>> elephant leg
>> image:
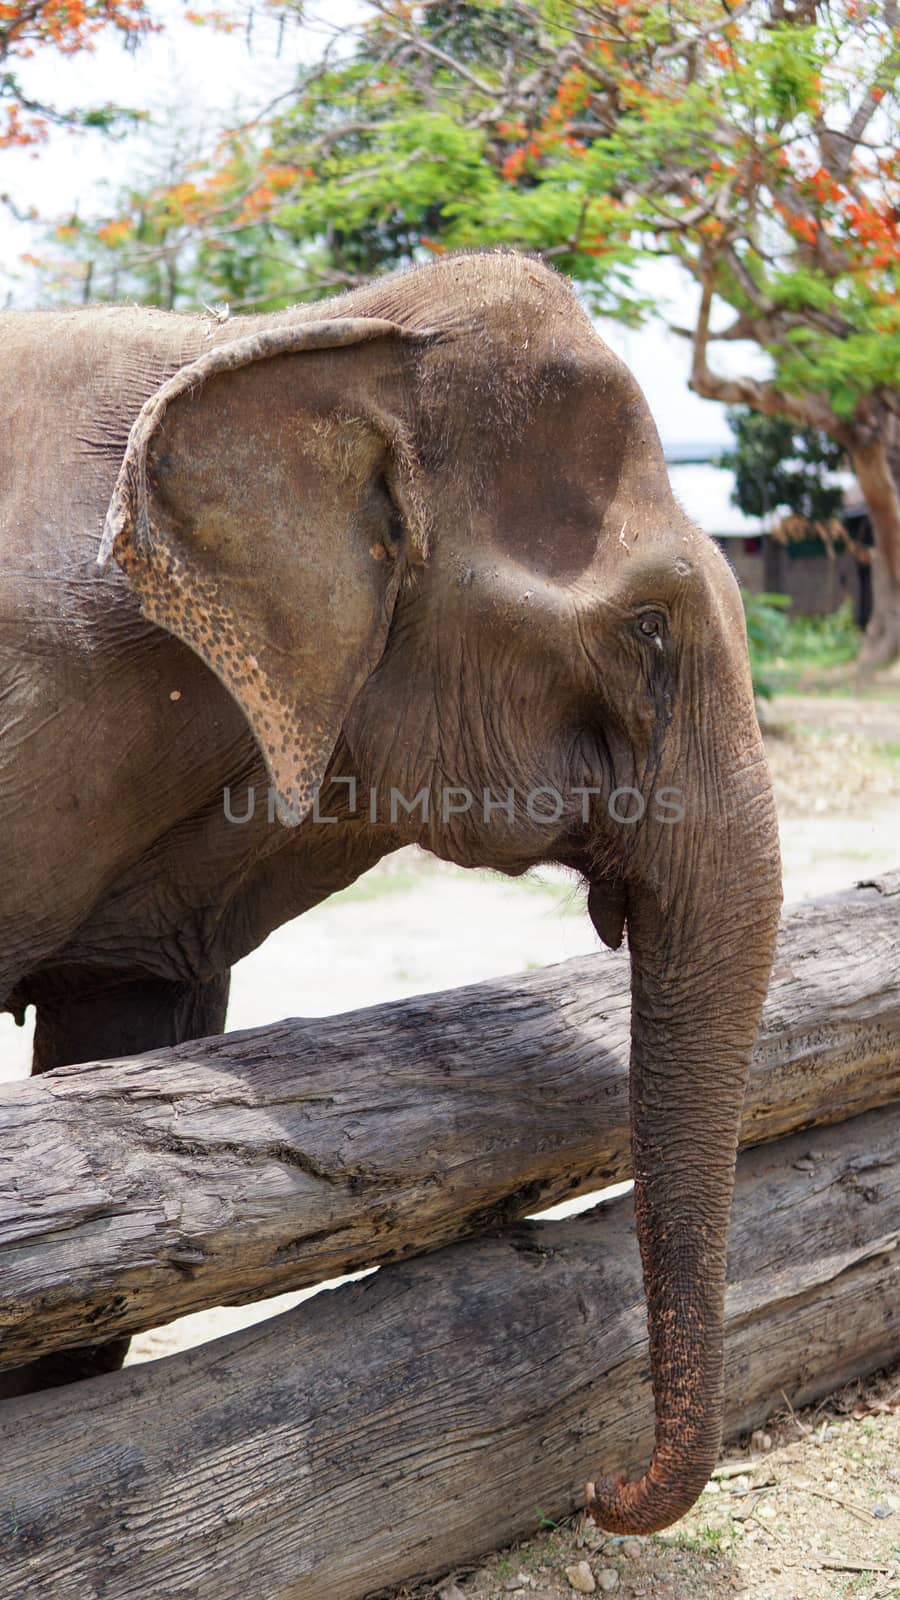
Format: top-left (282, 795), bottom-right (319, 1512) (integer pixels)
top-left (1, 972), bottom-right (230, 1399)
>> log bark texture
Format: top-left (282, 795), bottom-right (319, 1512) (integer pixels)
top-left (0, 873), bottom-right (898, 1367)
top-left (0, 1103), bottom-right (898, 1600)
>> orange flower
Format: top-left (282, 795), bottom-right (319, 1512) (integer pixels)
top-left (237, 184), bottom-right (275, 221)
top-left (261, 164), bottom-right (299, 193)
top-left (785, 213), bottom-right (818, 244)
top-left (97, 218), bottom-right (132, 247)
top-left (501, 148), bottom-right (527, 182)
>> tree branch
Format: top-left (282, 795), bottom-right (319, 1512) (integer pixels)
top-left (367, 1), bottom-right (499, 99)
top-left (689, 263), bottom-right (852, 439)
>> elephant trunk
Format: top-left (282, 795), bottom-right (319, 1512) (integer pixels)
top-left (587, 806), bottom-right (781, 1535)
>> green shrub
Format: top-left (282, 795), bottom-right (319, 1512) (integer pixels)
top-left (770, 599), bottom-right (861, 666)
top-left (743, 593), bottom-right (861, 697)
top-left (744, 592), bottom-right (793, 699)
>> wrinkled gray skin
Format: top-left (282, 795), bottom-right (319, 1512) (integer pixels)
top-left (0, 251), bottom-right (781, 1533)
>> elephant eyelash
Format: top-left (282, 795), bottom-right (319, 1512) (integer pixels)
top-left (365, 473), bottom-right (406, 563)
top-left (386, 502), bottom-right (406, 558)
top-left (379, 473), bottom-right (408, 558)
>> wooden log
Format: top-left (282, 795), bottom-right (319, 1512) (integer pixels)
top-left (1, 872), bottom-right (898, 1367)
top-left (0, 1104), bottom-right (897, 1600)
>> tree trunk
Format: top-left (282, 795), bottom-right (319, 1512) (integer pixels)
top-left (849, 425), bottom-right (900, 668)
top-left (0, 1102), bottom-right (897, 1600)
top-left (687, 278), bottom-right (900, 668)
top-left (860, 549), bottom-right (900, 669)
top-left (0, 873), bottom-right (898, 1373)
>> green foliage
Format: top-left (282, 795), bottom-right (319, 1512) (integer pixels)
top-left (745, 593), bottom-right (861, 696)
top-left (744, 591), bottom-right (793, 699)
top-left (769, 269), bottom-right (840, 315)
top-left (743, 24), bottom-right (822, 124)
top-left (774, 321), bottom-right (900, 418)
top-left (535, 1507), bottom-right (560, 1529)
top-left (409, 1), bottom-right (541, 64)
top-left (278, 109), bottom-right (494, 259)
top-left (722, 410), bottom-right (847, 524)
top-left (769, 600), bottom-right (861, 668)
top-left (659, 1518), bottom-right (733, 1553)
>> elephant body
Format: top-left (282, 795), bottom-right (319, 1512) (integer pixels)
top-left (0, 252), bottom-right (781, 1529)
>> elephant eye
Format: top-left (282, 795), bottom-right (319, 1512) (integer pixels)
top-left (371, 471), bottom-right (405, 559)
top-left (637, 611), bottom-right (666, 645)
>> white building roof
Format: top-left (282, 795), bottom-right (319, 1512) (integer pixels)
top-left (667, 463), bottom-right (762, 539)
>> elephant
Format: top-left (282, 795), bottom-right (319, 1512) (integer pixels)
top-left (0, 249), bottom-right (781, 1534)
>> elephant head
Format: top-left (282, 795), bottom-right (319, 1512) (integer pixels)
top-left (101, 250), bottom-right (782, 1534)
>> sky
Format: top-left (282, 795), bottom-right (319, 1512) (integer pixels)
top-left (0, 0), bottom-right (771, 459)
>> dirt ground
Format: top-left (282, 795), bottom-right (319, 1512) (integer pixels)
top-left (760, 694), bottom-right (900, 820)
top-left (0, 688), bottom-right (898, 1596)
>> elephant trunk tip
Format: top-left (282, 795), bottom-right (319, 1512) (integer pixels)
top-left (585, 1471), bottom-right (671, 1537)
top-left (585, 1449), bottom-right (716, 1536)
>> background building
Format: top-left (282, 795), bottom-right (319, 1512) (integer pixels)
top-left (665, 445), bottom-right (869, 622)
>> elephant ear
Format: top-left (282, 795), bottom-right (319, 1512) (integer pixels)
top-left (100, 318), bottom-right (424, 825)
